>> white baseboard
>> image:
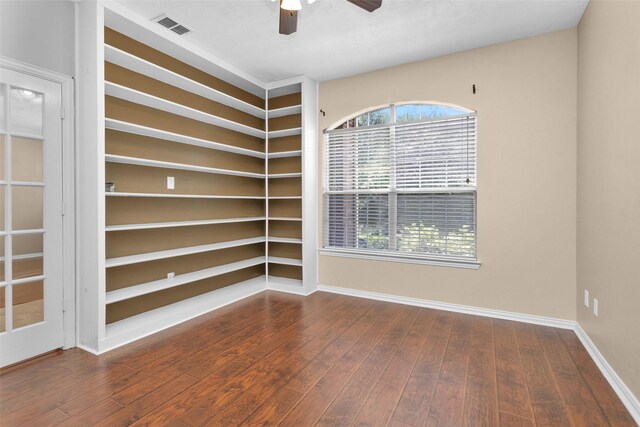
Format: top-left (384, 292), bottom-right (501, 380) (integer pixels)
top-left (75, 344), bottom-right (100, 356)
top-left (317, 284), bottom-right (575, 329)
top-left (574, 324), bottom-right (640, 424)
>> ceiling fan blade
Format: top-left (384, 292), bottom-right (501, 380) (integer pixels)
top-left (347, 0), bottom-right (382, 12)
top-left (279, 6), bottom-right (298, 35)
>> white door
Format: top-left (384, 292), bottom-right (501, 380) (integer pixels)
top-left (0, 67), bottom-right (64, 367)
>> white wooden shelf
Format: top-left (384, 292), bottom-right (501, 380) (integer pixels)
top-left (106, 216), bottom-right (266, 232)
top-left (268, 237), bottom-right (302, 244)
top-left (106, 192), bottom-right (264, 200)
top-left (105, 256), bottom-right (266, 304)
top-left (105, 154), bottom-right (265, 179)
top-left (267, 257), bottom-right (302, 267)
top-left (268, 172), bottom-right (302, 179)
top-left (105, 82), bottom-right (266, 138)
top-left (268, 105), bottom-right (301, 118)
top-left (106, 237), bottom-right (266, 268)
top-left (268, 217), bottom-right (302, 222)
top-left (268, 150), bottom-right (302, 159)
top-left (105, 119), bottom-right (265, 159)
top-left (102, 276), bottom-right (267, 351)
top-left (268, 276), bottom-right (303, 287)
top-left (269, 196), bottom-right (302, 200)
top-left (105, 44), bottom-right (265, 118)
top-left (268, 127), bottom-right (302, 138)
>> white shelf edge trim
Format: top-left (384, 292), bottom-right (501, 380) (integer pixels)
top-left (267, 257), bottom-right (303, 267)
top-left (574, 324), bottom-right (640, 424)
top-left (105, 81), bottom-right (266, 138)
top-left (99, 276), bottom-right (267, 353)
top-left (268, 217), bottom-right (302, 222)
top-left (105, 154), bottom-right (264, 179)
top-left (104, 44), bottom-right (265, 118)
top-left (267, 237), bottom-right (303, 244)
top-left (106, 216), bottom-right (266, 232)
top-left (268, 127), bottom-right (302, 138)
top-left (106, 256), bottom-right (266, 304)
top-left (105, 119), bottom-right (265, 159)
top-left (268, 150), bottom-right (302, 159)
top-left (268, 172), bottom-right (302, 179)
top-left (267, 105), bottom-right (301, 118)
top-left (105, 192), bottom-right (265, 200)
top-left (106, 237), bottom-right (267, 268)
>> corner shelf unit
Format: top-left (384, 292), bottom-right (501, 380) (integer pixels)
top-left (76, 2), bottom-right (318, 353)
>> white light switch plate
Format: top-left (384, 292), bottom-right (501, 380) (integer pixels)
top-left (167, 176), bottom-right (175, 190)
top-left (584, 289), bottom-right (589, 307)
top-left (593, 298), bottom-right (599, 316)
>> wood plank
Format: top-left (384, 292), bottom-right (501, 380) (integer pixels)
top-left (278, 303), bottom-right (407, 426)
top-left (391, 311), bottom-right (455, 426)
top-left (493, 320), bottom-right (535, 420)
top-left (499, 412), bottom-right (536, 427)
top-left (315, 307), bottom-right (419, 426)
top-left (129, 295), bottom-right (359, 425)
top-left (351, 309), bottom-right (437, 426)
top-left (462, 376), bottom-right (499, 427)
top-left (195, 299), bottom-right (377, 426)
top-left (426, 314), bottom-right (474, 426)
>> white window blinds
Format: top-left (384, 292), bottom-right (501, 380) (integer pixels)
top-left (324, 109), bottom-right (477, 261)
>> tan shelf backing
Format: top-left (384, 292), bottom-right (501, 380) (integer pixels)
top-left (106, 265), bottom-right (265, 324)
top-left (269, 221), bottom-right (302, 239)
top-left (269, 199), bottom-right (302, 218)
top-left (106, 163), bottom-right (264, 197)
top-left (268, 135), bottom-right (301, 153)
top-left (106, 97), bottom-right (265, 153)
top-left (268, 157), bottom-right (302, 175)
top-left (106, 129), bottom-right (264, 174)
top-left (268, 92), bottom-right (301, 110)
top-left (268, 177), bottom-right (302, 197)
top-left (268, 242), bottom-right (302, 259)
top-left (268, 264), bottom-right (302, 280)
top-left (105, 62), bottom-right (264, 131)
top-left (105, 197), bottom-right (265, 226)
top-left (107, 244), bottom-right (264, 292)
top-left (268, 114), bottom-right (301, 132)
top-left (105, 27), bottom-right (264, 109)
top-left (106, 222), bottom-right (265, 259)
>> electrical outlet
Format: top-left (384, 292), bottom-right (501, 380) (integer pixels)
top-left (167, 272), bottom-right (175, 280)
top-left (584, 289), bottom-right (589, 307)
top-left (593, 298), bottom-right (599, 316)
top-left (167, 176), bottom-right (175, 190)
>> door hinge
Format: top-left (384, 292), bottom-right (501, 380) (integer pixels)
top-left (61, 103), bottom-right (65, 120)
top-left (61, 203), bottom-right (65, 216)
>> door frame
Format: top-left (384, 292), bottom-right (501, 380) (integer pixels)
top-left (0, 56), bottom-right (76, 350)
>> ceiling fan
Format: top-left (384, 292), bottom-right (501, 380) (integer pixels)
top-left (275, 0), bottom-right (383, 35)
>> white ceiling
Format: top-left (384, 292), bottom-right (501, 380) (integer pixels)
top-left (117, 0), bottom-right (588, 83)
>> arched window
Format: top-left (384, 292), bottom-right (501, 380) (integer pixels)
top-left (323, 103), bottom-right (477, 263)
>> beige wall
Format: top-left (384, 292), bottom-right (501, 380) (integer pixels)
top-left (577, 0), bottom-right (640, 398)
top-left (318, 29), bottom-right (578, 320)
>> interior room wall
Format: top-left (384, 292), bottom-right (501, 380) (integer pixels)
top-left (0, 0), bottom-right (75, 76)
top-left (318, 29), bottom-right (578, 320)
top-left (577, 0), bottom-right (640, 399)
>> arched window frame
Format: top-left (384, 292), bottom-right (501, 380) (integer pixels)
top-left (321, 102), bottom-right (480, 268)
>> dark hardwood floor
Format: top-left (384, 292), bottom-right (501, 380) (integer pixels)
top-left (0, 291), bottom-right (635, 426)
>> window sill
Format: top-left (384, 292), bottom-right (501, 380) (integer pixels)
top-left (318, 248), bottom-right (481, 270)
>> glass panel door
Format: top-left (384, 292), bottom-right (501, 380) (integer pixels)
top-left (0, 67), bottom-right (64, 366)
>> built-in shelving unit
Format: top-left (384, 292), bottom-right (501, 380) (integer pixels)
top-left (76, 1), bottom-right (317, 353)
top-left (265, 84), bottom-right (305, 290)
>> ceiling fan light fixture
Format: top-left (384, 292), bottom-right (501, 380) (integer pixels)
top-left (281, 0), bottom-right (302, 11)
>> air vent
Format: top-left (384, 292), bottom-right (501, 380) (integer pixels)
top-left (153, 14), bottom-right (192, 36)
